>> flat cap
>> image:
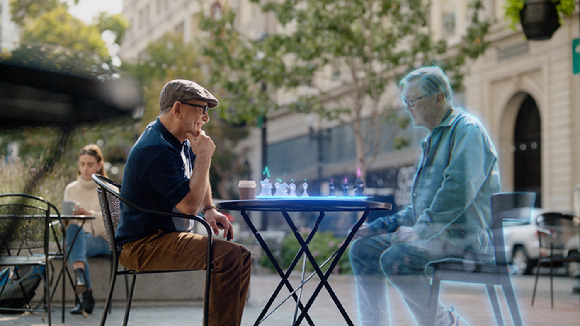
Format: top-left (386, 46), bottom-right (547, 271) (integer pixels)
top-left (159, 79), bottom-right (219, 111)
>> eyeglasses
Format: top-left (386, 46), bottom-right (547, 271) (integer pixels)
top-left (401, 94), bottom-right (429, 108)
top-left (179, 101), bottom-right (209, 115)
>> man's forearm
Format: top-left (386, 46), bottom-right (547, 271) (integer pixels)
top-left (200, 181), bottom-right (214, 213)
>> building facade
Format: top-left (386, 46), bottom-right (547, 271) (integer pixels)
top-left (119, 0), bottom-right (580, 212)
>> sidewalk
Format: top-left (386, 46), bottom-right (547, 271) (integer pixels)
top-left (2, 270), bottom-right (580, 325)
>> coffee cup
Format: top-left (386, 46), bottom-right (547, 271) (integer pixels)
top-left (238, 180), bottom-right (256, 199)
top-left (62, 200), bottom-right (76, 215)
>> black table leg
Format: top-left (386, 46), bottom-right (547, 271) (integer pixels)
top-left (240, 210), bottom-right (316, 325)
top-left (293, 208), bottom-right (371, 325)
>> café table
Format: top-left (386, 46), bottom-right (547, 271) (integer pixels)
top-left (49, 214), bottom-right (95, 320)
top-left (217, 197), bottom-right (391, 325)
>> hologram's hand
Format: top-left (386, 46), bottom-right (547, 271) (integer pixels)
top-left (353, 223), bottom-right (380, 239)
top-left (391, 226), bottom-right (420, 242)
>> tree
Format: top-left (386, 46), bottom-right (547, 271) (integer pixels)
top-left (9, 0), bottom-right (128, 77)
top-left (199, 0), bottom-right (490, 180)
top-left (121, 32), bottom-right (251, 199)
top-left (3, 0), bottom-right (131, 197)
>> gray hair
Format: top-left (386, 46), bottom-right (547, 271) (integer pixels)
top-left (400, 66), bottom-right (453, 104)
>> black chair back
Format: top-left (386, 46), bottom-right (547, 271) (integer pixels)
top-left (92, 174), bottom-right (213, 326)
top-left (0, 193), bottom-right (62, 324)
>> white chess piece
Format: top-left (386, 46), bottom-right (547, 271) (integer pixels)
top-left (288, 182), bottom-right (297, 197)
top-left (302, 181), bottom-right (309, 197)
top-left (274, 181), bottom-right (284, 196)
top-left (260, 178), bottom-right (272, 197)
top-left (281, 182), bottom-right (289, 196)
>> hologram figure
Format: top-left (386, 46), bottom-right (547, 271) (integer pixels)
top-left (349, 66), bottom-right (501, 326)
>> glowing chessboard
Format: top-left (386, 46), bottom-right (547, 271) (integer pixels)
top-left (256, 196), bottom-right (368, 200)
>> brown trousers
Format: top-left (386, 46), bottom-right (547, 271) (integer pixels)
top-left (119, 230), bottom-right (251, 326)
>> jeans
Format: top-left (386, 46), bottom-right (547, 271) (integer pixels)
top-left (65, 224), bottom-right (111, 289)
top-left (349, 234), bottom-right (469, 326)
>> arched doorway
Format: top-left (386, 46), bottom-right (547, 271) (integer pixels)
top-left (513, 95), bottom-right (542, 207)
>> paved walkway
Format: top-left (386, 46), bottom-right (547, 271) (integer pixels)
top-left (2, 270), bottom-right (580, 325)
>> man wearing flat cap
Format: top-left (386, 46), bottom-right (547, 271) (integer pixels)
top-left (116, 79), bottom-right (251, 325)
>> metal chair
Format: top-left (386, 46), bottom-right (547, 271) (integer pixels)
top-left (0, 193), bottom-right (65, 325)
top-left (531, 211), bottom-right (580, 308)
top-left (91, 174), bottom-right (213, 326)
top-left (427, 192), bottom-right (536, 326)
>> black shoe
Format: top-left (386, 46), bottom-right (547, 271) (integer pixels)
top-left (83, 290), bottom-right (95, 314)
top-left (69, 290), bottom-right (95, 315)
top-left (74, 268), bottom-right (87, 295)
top-left (70, 302), bottom-right (84, 315)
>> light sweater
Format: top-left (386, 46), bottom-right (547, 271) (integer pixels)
top-left (63, 176), bottom-right (106, 239)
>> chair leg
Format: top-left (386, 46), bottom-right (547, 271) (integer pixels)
top-left (428, 277), bottom-right (441, 326)
top-left (100, 272), bottom-right (118, 326)
top-left (501, 278), bottom-right (523, 326)
top-left (485, 285), bottom-right (504, 326)
top-left (531, 259), bottom-right (542, 306)
top-left (549, 259), bottom-right (554, 308)
top-left (123, 275), bottom-right (137, 326)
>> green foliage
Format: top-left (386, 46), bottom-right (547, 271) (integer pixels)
top-left (259, 230), bottom-right (352, 275)
top-left (504, 0), bottom-right (576, 29)
top-left (22, 6), bottom-right (109, 60)
top-left (8, 0), bottom-right (128, 78)
top-left (199, 0), bottom-right (491, 177)
top-left (9, 0), bottom-right (66, 25)
top-left (95, 12), bottom-right (129, 45)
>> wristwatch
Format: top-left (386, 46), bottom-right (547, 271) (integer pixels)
top-left (201, 205), bottom-right (217, 214)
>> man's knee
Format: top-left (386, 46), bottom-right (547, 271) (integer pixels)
top-left (214, 240), bottom-right (251, 269)
top-left (380, 243), bottom-right (415, 276)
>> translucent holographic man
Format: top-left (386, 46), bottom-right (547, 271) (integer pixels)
top-left (349, 66), bottom-right (501, 326)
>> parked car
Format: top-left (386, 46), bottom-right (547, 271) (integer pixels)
top-left (502, 208), bottom-right (545, 275)
top-left (503, 209), bottom-right (579, 276)
top-left (564, 221), bottom-right (580, 277)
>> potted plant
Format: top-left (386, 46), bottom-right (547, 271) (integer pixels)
top-left (504, 0), bottom-right (576, 40)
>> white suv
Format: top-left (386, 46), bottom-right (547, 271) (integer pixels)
top-left (503, 209), bottom-right (578, 276)
top-left (502, 208), bottom-right (543, 275)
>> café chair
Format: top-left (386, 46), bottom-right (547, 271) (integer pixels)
top-left (0, 193), bottom-right (65, 325)
top-left (91, 174), bottom-right (213, 326)
top-left (427, 192), bottom-right (536, 326)
top-left (531, 211), bottom-right (580, 308)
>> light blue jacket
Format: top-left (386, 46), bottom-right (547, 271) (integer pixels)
top-left (371, 107), bottom-right (501, 256)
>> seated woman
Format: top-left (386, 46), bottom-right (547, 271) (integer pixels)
top-left (63, 144), bottom-right (111, 314)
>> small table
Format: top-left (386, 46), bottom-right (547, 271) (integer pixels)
top-left (217, 198), bottom-right (391, 325)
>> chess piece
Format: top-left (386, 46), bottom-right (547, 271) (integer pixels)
top-left (289, 181), bottom-right (297, 197)
top-left (355, 178), bottom-right (364, 196)
top-left (329, 179), bottom-right (335, 196)
top-left (260, 178), bottom-right (272, 197)
top-left (302, 181), bottom-right (309, 197)
top-left (281, 182), bottom-right (289, 196)
top-left (342, 178), bottom-right (349, 197)
top-left (274, 180), bottom-right (284, 196)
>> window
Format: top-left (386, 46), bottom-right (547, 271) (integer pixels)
top-left (441, 0), bottom-right (456, 39)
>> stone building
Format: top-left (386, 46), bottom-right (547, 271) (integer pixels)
top-left (119, 0), bottom-right (580, 212)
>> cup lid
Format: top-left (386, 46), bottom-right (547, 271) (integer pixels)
top-left (238, 180), bottom-right (256, 187)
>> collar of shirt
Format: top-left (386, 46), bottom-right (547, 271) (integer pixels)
top-left (152, 118), bottom-right (183, 152)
